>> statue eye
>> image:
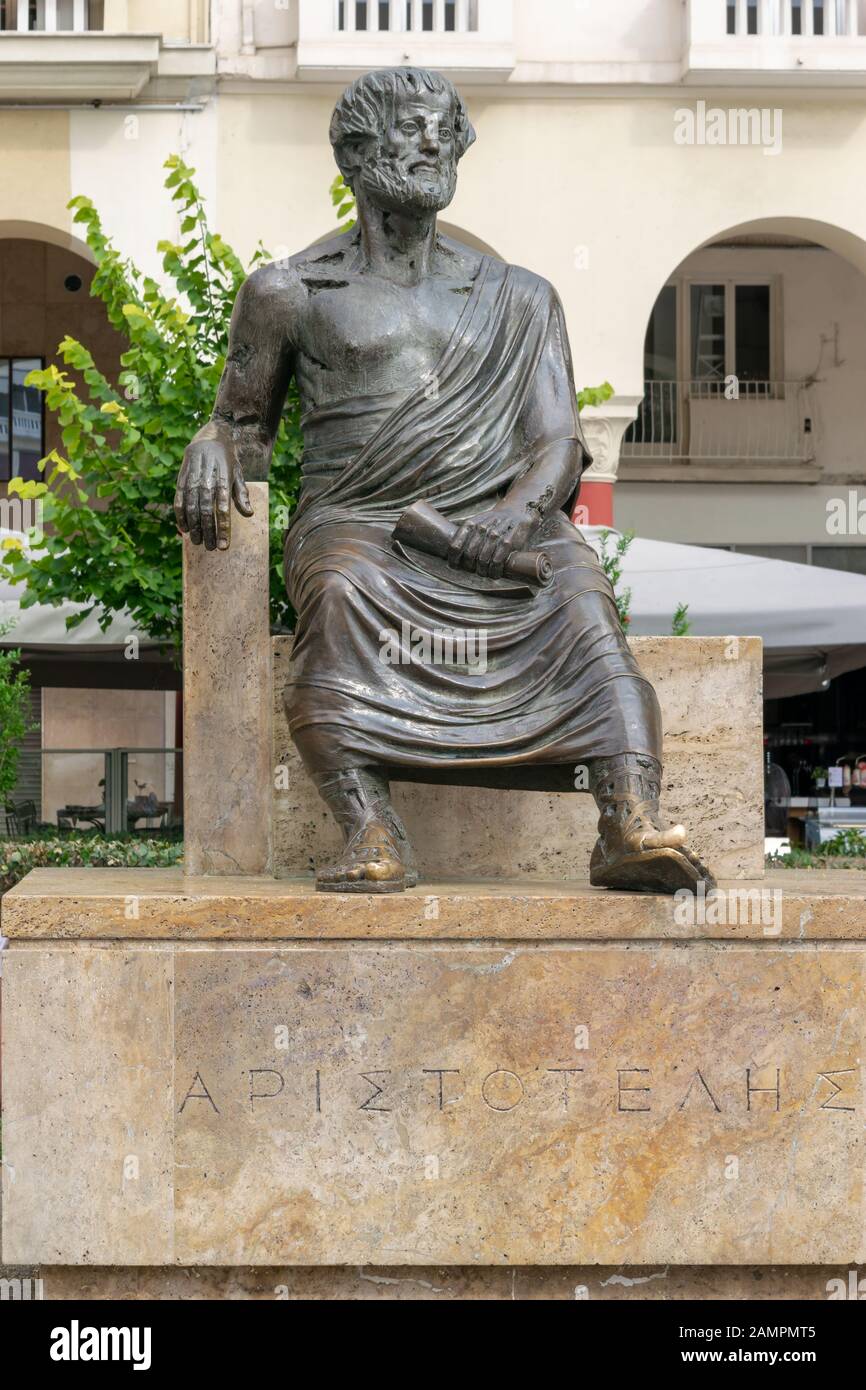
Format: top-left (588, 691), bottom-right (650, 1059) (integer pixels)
top-left (401, 121), bottom-right (420, 134)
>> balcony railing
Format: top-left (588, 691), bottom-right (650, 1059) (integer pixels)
top-left (336, 1), bottom-right (478, 33)
top-left (0, 0), bottom-right (102, 32)
top-left (297, 0), bottom-right (513, 78)
top-left (622, 380), bottom-right (815, 464)
top-left (726, 1), bottom-right (861, 38)
top-left (687, 0), bottom-right (866, 77)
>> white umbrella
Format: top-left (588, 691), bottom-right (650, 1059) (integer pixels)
top-left (585, 528), bottom-right (866, 698)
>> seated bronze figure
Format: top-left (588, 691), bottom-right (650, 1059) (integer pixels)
top-left (175, 67), bottom-right (715, 897)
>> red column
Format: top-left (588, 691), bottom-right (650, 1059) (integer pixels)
top-left (573, 481), bottom-right (614, 528)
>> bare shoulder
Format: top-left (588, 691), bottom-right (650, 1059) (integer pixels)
top-left (236, 258), bottom-right (308, 317)
top-left (286, 228), bottom-right (359, 277)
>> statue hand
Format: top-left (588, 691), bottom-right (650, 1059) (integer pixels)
top-left (174, 435), bottom-right (253, 552)
top-left (447, 504), bottom-right (538, 579)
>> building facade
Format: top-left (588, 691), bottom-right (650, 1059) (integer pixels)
top-left (2, 0), bottom-right (866, 814)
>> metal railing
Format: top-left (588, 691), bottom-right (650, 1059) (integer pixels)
top-left (726, 0), bottom-right (861, 38)
top-left (335, 0), bottom-right (478, 33)
top-left (0, 1), bottom-right (101, 32)
top-left (2, 747), bottom-right (182, 837)
top-left (622, 380), bottom-right (815, 463)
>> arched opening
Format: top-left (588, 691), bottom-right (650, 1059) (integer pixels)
top-left (0, 225), bottom-right (117, 486)
top-left (614, 215), bottom-right (866, 833)
top-left (621, 216), bottom-right (866, 494)
top-left (0, 225), bottom-right (178, 836)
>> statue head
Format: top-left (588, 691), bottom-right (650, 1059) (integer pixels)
top-left (330, 67), bottom-right (476, 215)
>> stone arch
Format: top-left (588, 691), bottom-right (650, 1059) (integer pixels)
top-left (631, 215), bottom-right (866, 392)
top-left (0, 224), bottom-right (120, 484)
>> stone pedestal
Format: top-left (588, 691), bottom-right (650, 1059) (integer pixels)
top-left (3, 869), bottom-right (865, 1280)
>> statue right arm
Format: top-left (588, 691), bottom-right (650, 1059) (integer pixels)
top-left (174, 263), bottom-right (297, 551)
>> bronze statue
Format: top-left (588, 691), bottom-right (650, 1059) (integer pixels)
top-left (175, 67), bottom-right (715, 897)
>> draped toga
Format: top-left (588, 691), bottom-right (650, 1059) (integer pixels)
top-left (283, 254), bottom-right (661, 791)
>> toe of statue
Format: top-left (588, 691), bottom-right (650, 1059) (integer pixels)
top-left (316, 844), bottom-right (415, 894)
top-left (590, 837), bottom-right (716, 895)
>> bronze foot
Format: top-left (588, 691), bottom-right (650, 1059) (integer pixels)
top-left (589, 753), bottom-right (716, 895)
top-left (590, 840), bottom-right (716, 894)
top-left (312, 766), bottom-right (418, 894)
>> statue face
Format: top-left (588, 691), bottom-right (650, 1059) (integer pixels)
top-left (357, 89), bottom-right (459, 214)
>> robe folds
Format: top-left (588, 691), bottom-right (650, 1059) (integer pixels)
top-left (283, 254), bottom-right (661, 790)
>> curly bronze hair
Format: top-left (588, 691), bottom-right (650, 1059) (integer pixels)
top-left (330, 67), bottom-right (476, 190)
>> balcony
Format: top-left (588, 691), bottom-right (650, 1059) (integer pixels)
top-left (295, 0), bottom-right (515, 82)
top-left (0, 0), bottom-right (212, 101)
top-left (685, 0), bottom-right (866, 84)
top-left (620, 380), bottom-right (820, 482)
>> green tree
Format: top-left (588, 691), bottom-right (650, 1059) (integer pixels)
top-left (1, 156), bottom-right (303, 649)
top-left (597, 528), bottom-right (634, 630)
top-left (0, 621), bottom-right (32, 808)
top-left (671, 601), bottom-right (692, 636)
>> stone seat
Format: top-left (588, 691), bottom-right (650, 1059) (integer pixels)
top-left (273, 635), bottom-right (765, 883)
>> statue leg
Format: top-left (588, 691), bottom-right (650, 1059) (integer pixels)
top-left (312, 765), bottom-right (418, 894)
top-left (588, 753), bottom-right (716, 894)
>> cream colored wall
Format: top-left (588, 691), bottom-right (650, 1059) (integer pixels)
top-left (512, 0), bottom-right (683, 65)
top-left (211, 92), bottom-right (866, 399)
top-left (0, 113), bottom-right (70, 235)
top-left (616, 480), bottom-right (866, 547)
top-left (125, 0), bottom-right (206, 41)
top-left (68, 104), bottom-right (219, 283)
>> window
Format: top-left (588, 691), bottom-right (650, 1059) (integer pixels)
top-left (705, 545), bottom-right (866, 573)
top-left (645, 284), bottom-right (678, 382)
top-left (689, 280), bottom-right (774, 390)
top-left (0, 358), bottom-right (44, 483)
top-left (812, 547), bottom-right (866, 575)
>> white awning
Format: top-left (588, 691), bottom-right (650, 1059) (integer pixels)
top-left (586, 528), bottom-right (866, 698)
top-left (0, 528), bottom-right (155, 652)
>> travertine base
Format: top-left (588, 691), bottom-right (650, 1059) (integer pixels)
top-left (3, 869), bottom-right (864, 1272)
top-left (183, 481), bottom-right (272, 875)
top-left (273, 636), bottom-right (765, 882)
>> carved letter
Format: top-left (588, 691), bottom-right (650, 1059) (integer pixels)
top-left (359, 1071), bottom-right (392, 1112)
top-left (248, 1069), bottom-right (285, 1108)
top-left (423, 1068), bottom-right (461, 1110)
top-left (178, 1071), bottom-right (220, 1114)
top-left (816, 1068), bottom-right (857, 1113)
top-left (746, 1067), bottom-right (780, 1112)
top-left (547, 1068), bottom-right (584, 1111)
top-left (677, 1069), bottom-right (722, 1113)
top-left (617, 1068), bottom-right (651, 1112)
